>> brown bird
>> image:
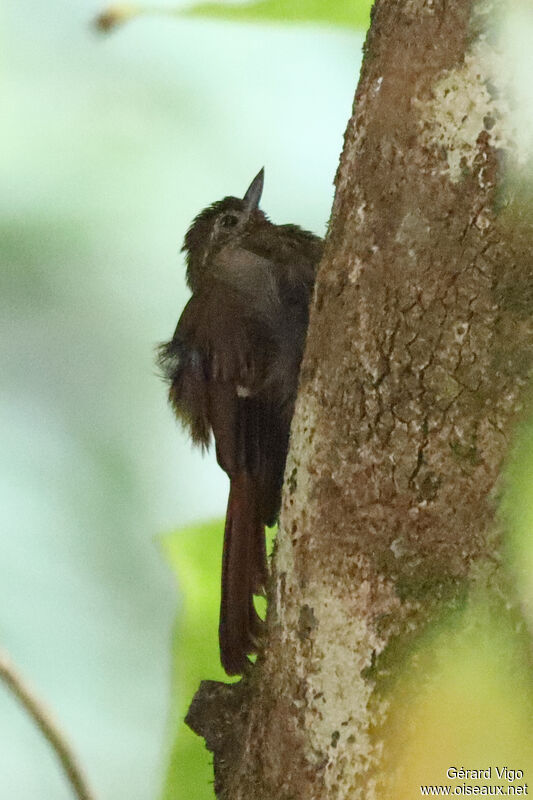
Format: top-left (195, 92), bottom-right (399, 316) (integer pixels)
top-left (158, 169), bottom-right (323, 674)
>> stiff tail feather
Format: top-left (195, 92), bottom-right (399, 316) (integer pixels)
top-left (219, 472), bottom-right (267, 675)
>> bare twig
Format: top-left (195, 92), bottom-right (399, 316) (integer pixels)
top-left (95, 4), bottom-right (143, 32)
top-left (0, 649), bottom-right (97, 800)
top-left (94, 4), bottom-right (178, 32)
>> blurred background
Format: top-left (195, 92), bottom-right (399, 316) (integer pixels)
top-left (0, 1), bottom-right (365, 798)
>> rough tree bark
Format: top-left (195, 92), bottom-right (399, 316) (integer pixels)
top-left (187, 0), bottom-right (533, 797)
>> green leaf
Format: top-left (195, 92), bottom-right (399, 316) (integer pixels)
top-left (160, 520), bottom-right (231, 800)
top-left (181, 0), bottom-right (372, 30)
top-left (159, 519), bottom-right (276, 799)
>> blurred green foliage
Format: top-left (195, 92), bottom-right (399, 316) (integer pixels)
top-left (99, 1), bottom-right (372, 37)
top-left (501, 416), bottom-right (533, 625)
top-left (182, 0), bottom-right (372, 30)
top-left (160, 521), bottom-right (274, 800)
top-left (387, 591), bottom-right (533, 796)
top-left (161, 522), bottom-right (230, 800)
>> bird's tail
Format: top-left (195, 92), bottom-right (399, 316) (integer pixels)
top-left (219, 472), bottom-right (267, 675)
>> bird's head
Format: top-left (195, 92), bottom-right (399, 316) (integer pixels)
top-left (182, 168), bottom-right (266, 292)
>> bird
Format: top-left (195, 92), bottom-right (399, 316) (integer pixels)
top-left (158, 169), bottom-right (323, 674)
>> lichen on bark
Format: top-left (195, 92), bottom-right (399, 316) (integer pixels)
top-left (186, 1), bottom-right (533, 797)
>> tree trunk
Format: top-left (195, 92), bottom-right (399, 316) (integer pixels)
top-left (187, 0), bottom-right (533, 796)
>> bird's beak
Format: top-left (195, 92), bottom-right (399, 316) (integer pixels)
top-left (243, 168), bottom-right (264, 211)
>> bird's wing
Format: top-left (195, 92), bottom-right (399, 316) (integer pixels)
top-left (159, 272), bottom-right (299, 524)
top-left (159, 287), bottom-right (268, 457)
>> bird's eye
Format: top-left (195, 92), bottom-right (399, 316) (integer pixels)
top-left (220, 214), bottom-right (239, 228)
